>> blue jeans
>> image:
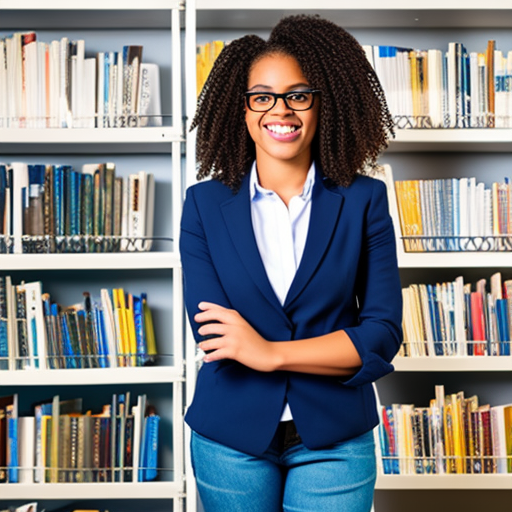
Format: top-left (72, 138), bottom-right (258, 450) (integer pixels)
top-left (190, 428), bottom-right (376, 512)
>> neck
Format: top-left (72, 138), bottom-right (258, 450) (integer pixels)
top-left (255, 153), bottom-right (312, 206)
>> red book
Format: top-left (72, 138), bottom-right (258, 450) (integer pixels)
top-left (470, 292), bottom-right (486, 356)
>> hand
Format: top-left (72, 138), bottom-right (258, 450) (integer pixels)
top-left (195, 302), bottom-right (278, 372)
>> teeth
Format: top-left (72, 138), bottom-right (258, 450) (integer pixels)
top-left (266, 125), bottom-right (298, 134)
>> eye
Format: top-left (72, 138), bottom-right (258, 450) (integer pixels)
top-left (253, 94), bottom-right (273, 104)
top-left (287, 92), bottom-right (309, 103)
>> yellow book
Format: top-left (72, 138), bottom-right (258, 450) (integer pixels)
top-left (113, 289), bottom-right (129, 367)
top-left (451, 392), bottom-right (466, 473)
top-left (143, 294), bottom-right (157, 356)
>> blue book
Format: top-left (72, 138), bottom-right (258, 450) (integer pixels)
top-left (66, 169), bottom-right (81, 236)
top-left (59, 307), bottom-right (77, 369)
top-left (142, 413), bottom-right (160, 482)
top-left (132, 295), bottom-right (147, 366)
top-left (0, 276), bottom-right (8, 368)
top-left (427, 284), bottom-right (443, 355)
top-left (496, 298), bottom-right (510, 356)
top-left (53, 165), bottom-right (67, 236)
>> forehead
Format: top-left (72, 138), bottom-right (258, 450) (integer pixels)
top-left (247, 54), bottom-right (309, 89)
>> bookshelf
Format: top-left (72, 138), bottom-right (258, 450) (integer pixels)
top-left (0, 2), bottom-right (186, 512)
top-left (190, 2), bottom-right (512, 512)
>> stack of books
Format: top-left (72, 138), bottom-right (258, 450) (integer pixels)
top-left (394, 177), bottom-right (512, 252)
top-left (364, 41), bottom-right (512, 129)
top-left (0, 392), bottom-right (160, 484)
top-left (378, 385), bottom-right (512, 475)
top-left (0, 162), bottom-right (155, 254)
top-left (401, 272), bottom-right (512, 357)
top-left (0, 277), bottom-right (158, 371)
top-left (0, 32), bottom-right (161, 129)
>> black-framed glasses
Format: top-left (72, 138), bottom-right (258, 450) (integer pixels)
top-left (244, 90), bottom-right (321, 112)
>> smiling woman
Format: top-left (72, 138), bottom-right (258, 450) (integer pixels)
top-left (182, 14), bottom-right (402, 512)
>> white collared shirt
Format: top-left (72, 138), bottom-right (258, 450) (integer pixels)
top-left (250, 161), bottom-right (315, 420)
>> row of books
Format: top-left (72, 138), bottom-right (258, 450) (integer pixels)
top-left (0, 277), bottom-right (158, 371)
top-left (0, 32), bottom-right (162, 129)
top-left (401, 272), bottom-right (512, 358)
top-left (0, 162), bottom-right (155, 254)
top-left (378, 385), bottom-right (512, 475)
top-left (196, 41), bottom-right (226, 96)
top-left (0, 393), bottom-right (160, 484)
top-left (363, 41), bottom-right (511, 129)
top-left (394, 177), bottom-right (512, 252)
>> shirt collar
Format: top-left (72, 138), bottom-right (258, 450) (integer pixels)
top-left (249, 161), bottom-right (316, 202)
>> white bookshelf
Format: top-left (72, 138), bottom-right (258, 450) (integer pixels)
top-left (398, 252), bottom-right (512, 269)
top-left (0, 253), bottom-right (180, 271)
top-left (393, 356), bottom-right (512, 372)
top-left (376, 474), bottom-right (512, 490)
top-left (1, 482), bottom-right (184, 500)
top-left (0, 1), bottom-right (187, 511)
top-left (0, 366), bottom-right (184, 386)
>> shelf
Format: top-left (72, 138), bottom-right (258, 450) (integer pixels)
top-left (0, 366), bottom-right (183, 386)
top-left (393, 356), bottom-right (512, 372)
top-left (376, 473), bottom-right (512, 490)
top-left (0, 127), bottom-right (182, 154)
top-left (1, 481), bottom-right (184, 499)
top-left (0, 252), bottom-right (180, 270)
top-left (389, 129), bottom-right (512, 153)
top-left (0, 1), bottom-right (183, 29)
top-left (196, 1), bottom-right (512, 29)
top-left (398, 251), bottom-right (512, 268)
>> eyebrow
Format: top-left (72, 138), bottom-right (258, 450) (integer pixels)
top-left (247, 83), bottom-right (311, 92)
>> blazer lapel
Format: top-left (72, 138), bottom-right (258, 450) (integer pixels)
top-left (220, 176), bottom-right (289, 320)
top-left (284, 176), bottom-right (345, 308)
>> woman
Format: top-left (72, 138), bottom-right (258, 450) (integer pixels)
top-left (180, 14), bottom-right (402, 512)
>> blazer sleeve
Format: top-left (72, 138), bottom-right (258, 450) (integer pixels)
top-left (179, 185), bottom-right (232, 343)
top-left (342, 178), bottom-right (403, 387)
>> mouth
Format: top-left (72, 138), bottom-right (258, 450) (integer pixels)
top-left (264, 123), bottom-right (301, 140)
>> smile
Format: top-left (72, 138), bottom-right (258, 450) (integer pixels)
top-left (265, 124), bottom-right (299, 134)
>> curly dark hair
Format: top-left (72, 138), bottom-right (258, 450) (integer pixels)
top-left (191, 14), bottom-right (394, 190)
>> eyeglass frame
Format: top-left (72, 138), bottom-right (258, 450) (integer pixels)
top-left (244, 89), bottom-right (321, 112)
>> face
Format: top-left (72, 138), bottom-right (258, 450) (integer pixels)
top-left (245, 53), bottom-right (319, 167)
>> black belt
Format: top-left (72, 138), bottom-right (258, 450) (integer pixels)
top-left (274, 420), bottom-right (302, 452)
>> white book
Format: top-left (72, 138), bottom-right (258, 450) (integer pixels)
top-left (398, 50), bottom-right (413, 118)
top-left (469, 52), bottom-right (480, 127)
top-left (83, 57), bottom-right (96, 128)
top-left (59, 37), bottom-right (71, 128)
top-left (48, 40), bottom-right (60, 128)
top-left (468, 177), bottom-right (477, 237)
top-left (20, 281), bottom-right (47, 370)
top-left (428, 49), bottom-right (443, 128)
top-left (138, 63), bottom-right (162, 127)
top-left (494, 49), bottom-right (506, 128)
top-left (18, 416), bottom-right (35, 484)
top-left (362, 44), bottom-right (374, 69)
top-left (490, 404), bottom-right (512, 474)
top-left (507, 51), bottom-right (512, 128)
top-left (446, 43), bottom-right (458, 128)
top-left (6, 34), bottom-right (23, 128)
top-left (24, 40), bottom-right (37, 128)
top-left (96, 52), bottom-right (105, 128)
top-left (100, 288), bottom-right (118, 368)
top-left (75, 39), bottom-right (85, 127)
top-left (0, 40), bottom-right (7, 128)
top-left (453, 276), bottom-right (466, 356)
top-left (37, 42), bottom-right (48, 128)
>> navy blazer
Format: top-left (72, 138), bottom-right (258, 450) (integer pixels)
top-left (180, 167), bottom-right (403, 456)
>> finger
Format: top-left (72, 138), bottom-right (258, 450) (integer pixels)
top-left (195, 307), bottom-right (237, 324)
top-left (203, 347), bottom-right (231, 363)
top-left (198, 323), bottom-right (228, 337)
